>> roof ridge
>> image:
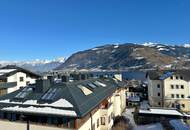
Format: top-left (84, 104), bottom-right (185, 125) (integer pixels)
top-left (66, 86), bottom-right (82, 117)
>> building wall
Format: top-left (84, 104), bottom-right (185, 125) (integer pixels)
top-left (7, 72), bottom-right (37, 94)
top-left (0, 120), bottom-right (70, 130)
top-left (163, 75), bottom-right (190, 112)
top-left (147, 76), bottom-right (163, 107)
top-left (148, 74), bottom-right (190, 112)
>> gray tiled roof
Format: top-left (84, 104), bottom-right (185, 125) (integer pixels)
top-left (0, 78), bottom-right (123, 118)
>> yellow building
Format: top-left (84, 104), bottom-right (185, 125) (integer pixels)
top-left (146, 70), bottom-right (190, 112)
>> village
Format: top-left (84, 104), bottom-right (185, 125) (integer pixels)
top-left (0, 65), bottom-right (189, 130)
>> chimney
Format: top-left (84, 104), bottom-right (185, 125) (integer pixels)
top-left (81, 74), bottom-right (88, 80)
top-left (47, 76), bottom-right (54, 83)
top-left (35, 79), bottom-right (51, 93)
top-left (71, 74), bottom-right (81, 81)
top-left (62, 75), bottom-right (69, 82)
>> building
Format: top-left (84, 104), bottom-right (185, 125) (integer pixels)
top-left (0, 77), bottom-right (127, 130)
top-left (126, 80), bottom-right (148, 107)
top-left (0, 65), bottom-right (40, 96)
top-left (146, 70), bottom-right (190, 112)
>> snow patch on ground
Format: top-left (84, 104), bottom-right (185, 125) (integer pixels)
top-left (135, 57), bottom-right (144, 60)
top-left (170, 119), bottom-right (190, 130)
top-left (158, 48), bottom-right (169, 51)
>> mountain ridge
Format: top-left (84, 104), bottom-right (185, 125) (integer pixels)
top-left (55, 42), bottom-right (190, 71)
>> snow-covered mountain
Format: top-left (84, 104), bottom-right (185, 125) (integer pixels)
top-left (56, 42), bottom-right (190, 71)
top-left (0, 57), bottom-right (66, 72)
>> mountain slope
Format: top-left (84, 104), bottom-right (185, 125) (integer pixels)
top-left (56, 43), bottom-right (188, 70)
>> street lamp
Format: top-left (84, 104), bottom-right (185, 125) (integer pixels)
top-left (21, 114), bottom-right (30, 130)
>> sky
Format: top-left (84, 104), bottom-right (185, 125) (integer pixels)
top-left (0, 0), bottom-right (190, 61)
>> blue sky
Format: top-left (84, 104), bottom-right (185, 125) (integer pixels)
top-left (0, 0), bottom-right (190, 60)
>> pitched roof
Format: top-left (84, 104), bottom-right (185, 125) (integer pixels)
top-left (0, 65), bottom-right (41, 79)
top-left (146, 70), bottom-right (190, 81)
top-left (0, 78), bottom-right (120, 118)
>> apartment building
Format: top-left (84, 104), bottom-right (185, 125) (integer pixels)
top-left (146, 70), bottom-right (190, 112)
top-left (0, 77), bottom-right (126, 130)
top-left (0, 65), bottom-right (40, 96)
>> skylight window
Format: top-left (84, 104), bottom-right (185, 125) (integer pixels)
top-left (41, 88), bottom-right (60, 101)
top-left (78, 85), bottom-right (92, 96)
top-left (87, 83), bottom-right (97, 89)
top-left (15, 87), bottom-right (33, 99)
top-left (94, 81), bottom-right (107, 87)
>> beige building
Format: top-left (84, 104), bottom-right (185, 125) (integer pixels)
top-left (0, 77), bottom-right (126, 130)
top-left (147, 70), bottom-right (190, 112)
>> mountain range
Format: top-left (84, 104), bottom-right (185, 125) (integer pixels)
top-left (0, 57), bottom-right (65, 73)
top-left (55, 42), bottom-right (190, 71)
top-left (2, 42), bottom-right (190, 72)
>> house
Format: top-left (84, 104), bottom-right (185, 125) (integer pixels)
top-left (146, 70), bottom-right (190, 112)
top-left (0, 77), bottom-right (127, 130)
top-left (0, 65), bottom-right (40, 96)
top-left (126, 80), bottom-right (148, 107)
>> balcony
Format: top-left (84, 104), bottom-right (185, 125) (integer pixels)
top-left (0, 82), bottom-right (17, 89)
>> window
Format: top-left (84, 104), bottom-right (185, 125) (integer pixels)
top-left (181, 85), bottom-right (184, 89)
top-left (182, 104), bottom-right (185, 108)
top-left (158, 102), bottom-right (161, 106)
top-left (176, 94), bottom-right (179, 98)
top-left (176, 76), bottom-right (179, 80)
top-left (171, 94), bottom-right (174, 98)
top-left (176, 85), bottom-right (179, 89)
top-left (101, 117), bottom-right (105, 125)
top-left (180, 76), bottom-right (183, 80)
top-left (0, 89), bottom-right (7, 96)
top-left (157, 84), bottom-right (160, 88)
top-left (170, 76), bottom-right (173, 80)
top-left (172, 103), bottom-right (175, 107)
top-left (20, 77), bottom-right (24, 82)
top-left (171, 85), bottom-right (174, 89)
top-left (181, 94), bottom-right (184, 98)
top-left (157, 93), bottom-right (160, 96)
top-left (97, 119), bottom-right (99, 128)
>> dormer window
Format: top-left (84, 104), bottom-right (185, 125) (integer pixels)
top-left (180, 76), bottom-right (183, 80)
top-left (170, 76), bottom-right (173, 80)
top-left (176, 76), bottom-right (178, 80)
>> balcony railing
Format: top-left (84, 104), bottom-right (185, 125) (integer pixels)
top-left (0, 82), bottom-right (17, 89)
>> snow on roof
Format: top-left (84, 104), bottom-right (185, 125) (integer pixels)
top-left (139, 108), bottom-right (183, 116)
top-left (170, 119), bottom-right (190, 130)
top-left (0, 98), bottom-right (74, 108)
top-left (0, 69), bottom-right (16, 75)
top-left (1, 106), bottom-right (77, 117)
top-left (134, 123), bottom-right (164, 130)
